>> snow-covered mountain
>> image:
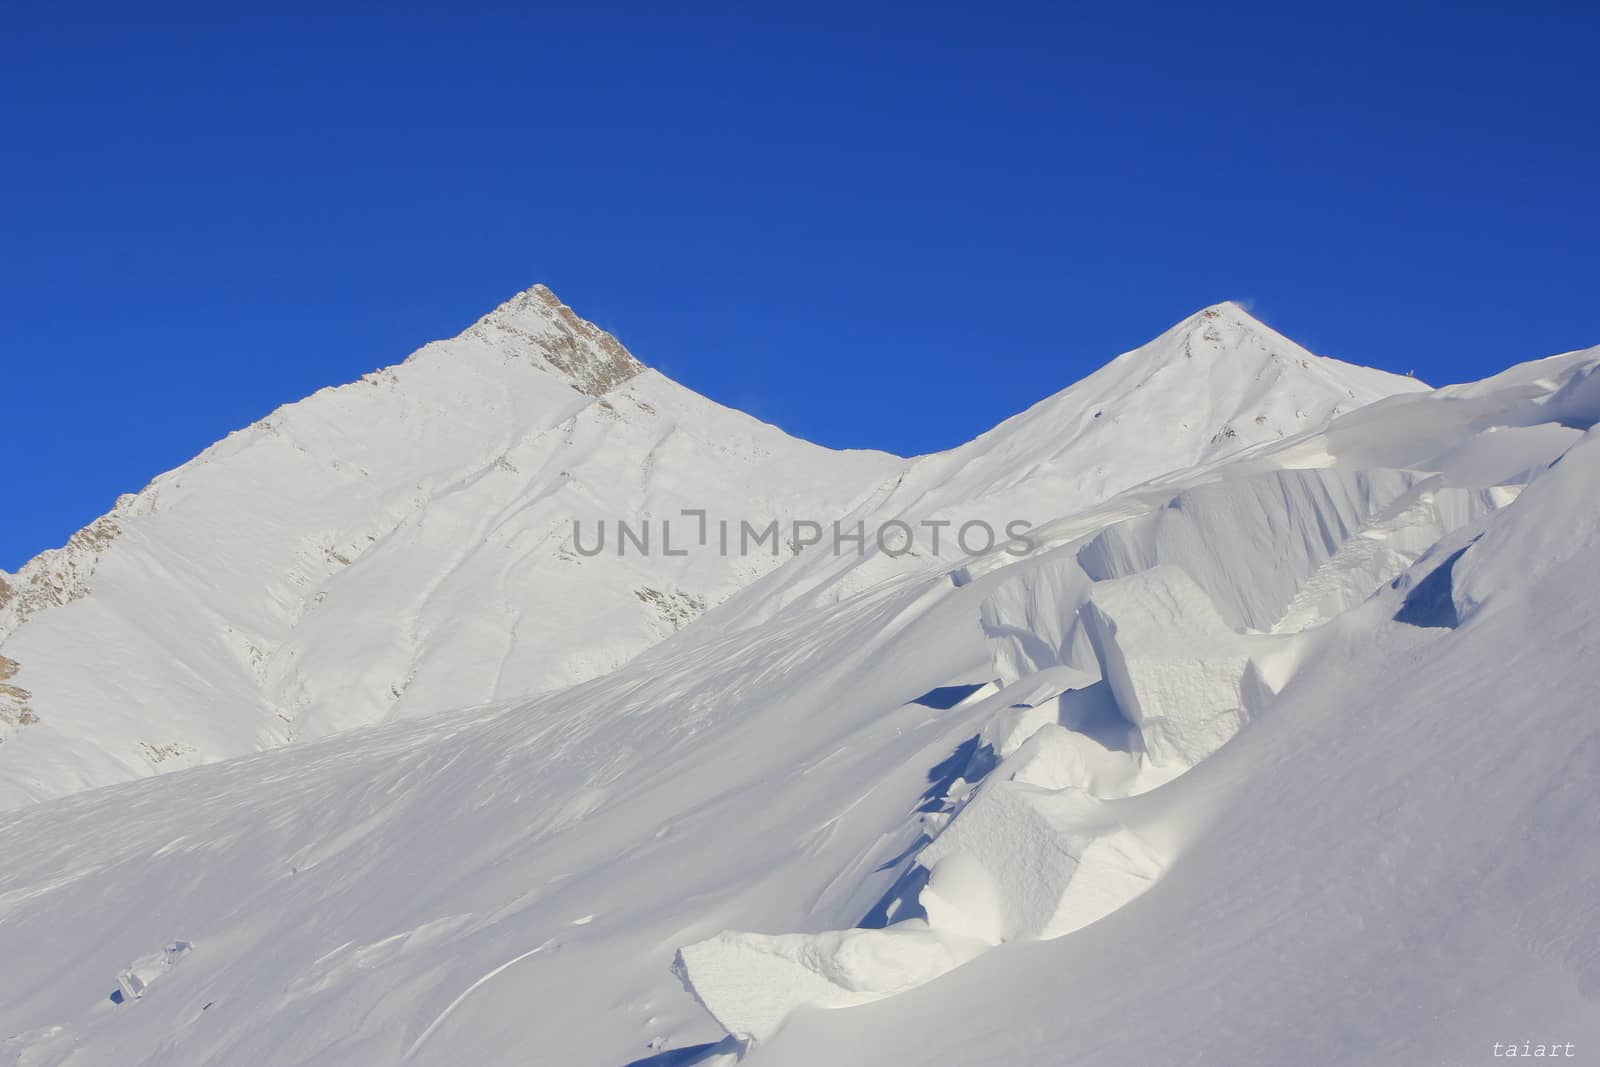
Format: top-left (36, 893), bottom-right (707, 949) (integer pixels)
top-left (0, 286), bottom-right (904, 807)
top-left (0, 294), bottom-right (1419, 808)
top-left (2, 290), bottom-right (1596, 1067)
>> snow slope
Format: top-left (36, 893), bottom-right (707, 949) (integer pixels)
top-left (2, 297), bottom-right (1594, 1067)
top-left (0, 295), bottom-right (1417, 809)
top-left (699, 301), bottom-right (1429, 629)
top-left (755, 381), bottom-right (1600, 1067)
top-left (0, 287), bottom-right (902, 807)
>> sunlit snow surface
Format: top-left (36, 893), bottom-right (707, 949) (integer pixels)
top-left (1, 294), bottom-right (1597, 1067)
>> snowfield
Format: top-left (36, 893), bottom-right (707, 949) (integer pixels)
top-left (1, 289), bottom-right (1596, 1066)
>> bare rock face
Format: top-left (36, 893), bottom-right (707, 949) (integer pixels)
top-left (634, 586), bottom-right (709, 633)
top-left (464, 284), bottom-right (645, 397)
top-left (0, 515), bottom-right (123, 640)
top-left (0, 655), bottom-right (35, 736)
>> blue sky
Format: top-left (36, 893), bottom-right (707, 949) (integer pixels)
top-left (3, 1), bottom-right (1596, 570)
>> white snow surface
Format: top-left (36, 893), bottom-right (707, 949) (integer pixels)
top-left (0, 296), bottom-right (1418, 808)
top-left (0, 286), bottom-right (902, 806)
top-left (1, 289), bottom-right (1597, 1067)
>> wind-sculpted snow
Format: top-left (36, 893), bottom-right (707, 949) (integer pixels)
top-left (1079, 566), bottom-right (1275, 767)
top-left (1076, 467), bottom-right (1422, 631)
top-left (0, 304), bottom-right (1595, 1067)
top-left (750, 440), bottom-right (1600, 1067)
top-left (672, 925), bottom-right (988, 1044)
top-left (1272, 485), bottom-right (1511, 633)
top-left (673, 343), bottom-right (1597, 1052)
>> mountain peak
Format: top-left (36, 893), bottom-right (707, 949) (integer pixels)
top-left (481, 282), bottom-right (567, 319)
top-left (1127, 299), bottom-right (1356, 379)
top-left (469, 284), bottom-right (646, 396)
top-left (1195, 299), bottom-right (1252, 320)
top-left (1172, 300), bottom-right (1270, 350)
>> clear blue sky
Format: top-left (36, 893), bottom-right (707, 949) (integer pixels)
top-left (3, 2), bottom-right (1596, 570)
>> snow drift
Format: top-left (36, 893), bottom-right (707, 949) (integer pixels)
top-left (0, 290), bottom-right (1596, 1067)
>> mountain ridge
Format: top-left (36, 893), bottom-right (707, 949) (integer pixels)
top-left (0, 289), bottom-right (1425, 807)
top-left (0, 325), bottom-right (1594, 1066)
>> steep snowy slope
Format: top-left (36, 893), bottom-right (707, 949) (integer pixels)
top-left (0, 320), bottom-right (1592, 1067)
top-left (0, 297), bottom-right (1419, 809)
top-left (672, 301), bottom-right (1428, 629)
top-left (0, 287), bottom-right (902, 807)
top-left (756, 378), bottom-right (1600, 1067)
